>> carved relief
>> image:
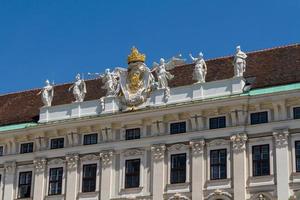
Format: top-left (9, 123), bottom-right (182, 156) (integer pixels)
top-left (151, 144), bottom-right (166, 160)
top-left (168, 143), bottom-right (189, 152)
top-left (80, 154), bottom-right (99, 161)
top-left (65, 153), bottom-right (79, 170)
top-left (207, 139), bottom-right (229, 147)
top-left (48, 158), bottom-right (65, 166)
top-left (190, 139), bottom-right (205, 155)
top-left (206, 189), bottom-right (232, 200)
top-left (123, 148), bottom-right (144, 157)
top-left (230, 133), bottom-right (248, 152)
top-left (34, 158), bottom-right (47, 172)
top-left (273, 129), bottom-right (289, 148)
top-left (4, 161), bottom-right (16, 173)
top-left (99, 150), bottom-right (114, 166)
top-left (168, 193), bottom-right (190, 200)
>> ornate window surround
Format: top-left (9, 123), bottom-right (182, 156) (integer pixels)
top-left (46, 158), bottom-right (66, 198)
top-left (19, 141), bottom-right (35, 154)
top-left (16, 164), bottom-right (34, 199)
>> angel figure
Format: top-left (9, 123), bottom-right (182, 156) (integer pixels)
top-left (152, 55), bottom-right (186, 90)
top-left (233, 45), bottom-right (247, 77)
top-left (37, 79), bottom-right (54, 107)
top-left (100, 68), bottom-right (119, 97)
top-left (69, 73), bottom-right (87, 102)
top-left (190, 52), bottom-right (207, 83)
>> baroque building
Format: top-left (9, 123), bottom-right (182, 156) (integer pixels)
top-left (0, 44), bottom-right (300, 200)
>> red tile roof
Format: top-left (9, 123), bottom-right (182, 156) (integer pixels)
top-left (0, 44), bottom-right (299, 126)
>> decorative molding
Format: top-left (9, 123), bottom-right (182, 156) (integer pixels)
top-left (189, 139), bottom-right (205, 155)
top-left (273, 129), bottom-right (289, 148)
top-left (230, 133), bottom-right (248, 152)
top-left (168, 193), bottom-right (190, 200)
top-left (168, 143), bottom-right (188, 152)
top-left (4, 161), bottom-right (16, 173)
top-left (65, 153), bottom-right (79, 170)
top-left (151, 144), bottom-right (166, 160)
top-left (99, 150), bottom-right (114, 166)
top-left (48, 158), bottom-right (65, 166)
top-left (80, 154), bottom-right (99, 161)
top-left (206, 189), bottom-right (232, 200)
top-left (123, 148), bottom-right (144, 157)
top-left (34, 157), bottom-right (47, 172)
top-left (207, 139), bottom-right (229, 147)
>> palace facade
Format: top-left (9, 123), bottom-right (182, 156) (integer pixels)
top-left (0, 44), bottom-right (300, 200)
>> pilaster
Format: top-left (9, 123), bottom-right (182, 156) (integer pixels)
top-left (3, 161), bottom-right (16, 200)
top-left (151, 144), bottom-right (166, 200)
top-left (65, 153), bottom-right (79, 200)
top-left (99, 150), bottom-right (114, 200)
top-left (33, 158), bottom-right (47, 200)
top-left (190, 139), bottom-right (205, 200)
top-left (231, 133), bottom-right (248, 200)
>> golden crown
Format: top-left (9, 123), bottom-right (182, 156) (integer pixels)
top-left (127, 47), bottom-right (146, 64)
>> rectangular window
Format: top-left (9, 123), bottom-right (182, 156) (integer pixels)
top-left (125, 159), bottom-right (140, 188)
top-left (83, 134), bottom-right (98, 145)
top-left (209, 116), bottom-right (226, 129)
top-left (294, 107), bottom-right (300, 119)
top-left (252, 144), bottom-right (270, 176)
top-left (170, 153), bottom-right (186, 184)
top-left (18, 171), bottom-right (32, 198)
top-left (250, 111), bottom-right (268, 125)
top-left (48, 167), bottom-right (63, 195)
top-left (82, 164), bottom-right (97, 192)
top-left (296, 141), bottom-right (300, 172)
top-left (50, 138), bottom-right (64, 149)
top-left (0, 146), bottom-right (3, 156)
top-left (210, 149), bottom-right (227, 180)
top-left (125, 128), bottom-right (141, 140)
top-left (20, 142), bottom-right (34, 154)
top-left (170, 122), bottom-right (186, 134)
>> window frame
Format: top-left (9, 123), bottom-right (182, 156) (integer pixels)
top-left (210, 149), bottom-right (227, 180)
top-left (82, 164), bottom-right (97, 193)
top-left (208, 115), bottom-right (227, 129)
top-left (250, 111), bottom-right (269, 125)
top-left (124, 158), bottom-right (141, 188)
top-left (169, 121), bottom-right (187, 135)
top-left (48, 167), bottom-right (64, 196)
top-left (291, 134), bottom-right (300, 173)
top-left (19, 142), bottom-right (34, 154)
top-left (83, 133), bottom-right (98, 145)
top-left (0, 145), bottom-right (4, 156)
top-left (46, 158), bottom-right (66, 197)
top-left (170, 153), bottom-right (187, 184)
top-left (293, 106), bottom-right (300, 119)
top-left (50, 137), bottom-right (65, 150)
top-left (79, 155), bottom-right (100, 194)
top-left (252, 144), bottom-right (270, 176)
top-left (125, 128), bottom-right (141, 140)
top-left (17, 170), bottom-right (33, 199)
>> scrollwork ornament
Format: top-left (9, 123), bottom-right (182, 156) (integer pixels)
top-left (65, 153), bottom-right (79, 170)
top-left (99, 150), bottom-right (114, 167)
top-left (190, 139), bottom-right (205, 155)
top-left (151, 144), bottom-right (166, 160)
top-left (34, 158), bottom-right (47, 173)
top-left (230, 133), bottom-right (248, 152)
top-left (273, 129), bottom-right (289, 148)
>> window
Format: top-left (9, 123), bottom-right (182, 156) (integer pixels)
top-left (210, 149), bottom-right (227, 180)
top-left (49, 168), bottom-right (63, 195)
top-left (296, 141), bottom-right (300, 172)
top-left (82, 164), bottom-right (97, 192)
top-left (125, 128), bottom-right (141, 140)
top-left (252, 144), bottom-right (270, 176)
top-left (170, 122), bottom-right (186, 134)
top-left (50, 138), bottom-right (64, 149)
top-left (20, 142), bottom-right (34, 154)
top-left (0, 146), bottom-right (3, 156)
top-left (18, 171), bottom-right (32, 198)
top-left (250, 111), bottom-right (268, 125)
top-left (209, 116), bottom-right (226, 129)
top-left (170, 153), bottom-right (186, 184)
top-left (83, 134), bottom-right (98, 145)
top-left (294, 107), bottom-right (300, 119)
top-left (125, 159), bottom-right (140, 188)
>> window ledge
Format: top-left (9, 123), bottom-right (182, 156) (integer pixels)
top-left (120, 187), bottom-right (143, 194)
top-left (206, 178), bottom-right (231, 190)
top-left (78, 191), bottom-right (99, 198)
top-left (15, 198), bottom-right (32, 200)
top-left (166, 182), bottom-right (190, 193)
top-left (45, 194), bottom-right (65, 200)
top-left (248, 175), bottom-right (274, 187)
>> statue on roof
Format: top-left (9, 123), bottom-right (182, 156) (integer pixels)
top-left (38, 79), bottom-right (54, 107)
top-left (233, 45), bottom-right (247, 77)
top-left (69, 73), bottom-right (87, 102)
top-left (190, 52), bottom-right (207, 83)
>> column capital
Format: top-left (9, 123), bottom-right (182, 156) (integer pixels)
top-left (230, 133), bottom-right (248, 152)
top-left (4, 161), bottom-right (16, 174)
top-left (65, 153), bottom-right (79, 170)
top-left (190, 139), bottom-right (205, 155)
top-left (99, 150), bottom-right (114, 167)
top-left (273, 129), bottom-right (289, 148)
top-left (34, 157), bottom-right (47, 173)
top-left (151, 144), bottom-right (166, 161)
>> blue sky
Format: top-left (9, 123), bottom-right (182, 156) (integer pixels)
top-left (0, 0), bottom-right (299, 94)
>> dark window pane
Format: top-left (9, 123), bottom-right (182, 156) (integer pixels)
top-left (125, 159), bottom-right (140, 188)
top-left (18, 171), bottom-right (32, 198)
top-left (294, 107), bottom-right (300, 119)
top-left (170, 153), bottom-right (186, 184)
top-left (252, 144), bottom-right (270, 176)
top-left (209, 117), bottom-right (226, 129)
top-left (49, 167), bottom-right (63, 195)
top-left (125, 128), bottom-right (141, 140)
top-left (83, 134), bottom-right (98, 145)
top-left (82, 164), bottom-right (97, 192)
top-left (250, 112), bottom-right (268, 125)
top-left (50, 138), bottom-right (64, 149)
top-left (170, 122), bottom-right (186, 134)
top-left (210, 149), bottom-right (227, 180)
top-left (296, 141), bottom-right (300, 172)
top-left (20, 143), bottom-right (34, 154)
top-left (0, 146), bottom-right (3, 156)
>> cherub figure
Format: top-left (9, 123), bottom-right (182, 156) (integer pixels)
top-left (190, 52), bottom-right (207, 83)
top-left (69, 74), bottom-right (87, 102)
top-left (37, 79), bottom-right (54, 107)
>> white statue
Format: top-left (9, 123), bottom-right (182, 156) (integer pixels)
top-left (233, 45), bottom-right (247, 77)
top-left (100, 68), bottom-right (119, 97)
top-left (37, 79), bottom-right (54, 107)
top-left (69, 74), bottom-right (87, 102)
top-left (190, 52), bottom-right (207, 83)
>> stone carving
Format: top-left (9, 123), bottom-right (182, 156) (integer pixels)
top-left (4, 161), bottom-right (16, 173)
top-left (168, 143), bottom-right (188, 152)
top-left (80, 154), bottom-right (99, 161)
top-left (100, 150), bottom-right (114, 166)
top-left (233, 45), bottom-right (247, 77)
top-left (206, 189), bottom-right (232, 199)
top-left (207, 139), bottom-right (229, 147)
top-left (168, 193), bottom-right (190, 200)
top-left (69, 74), bottom-right (87, 102)
top-left (48, 158), bottom-right (65, 166)
top-left (151, 144), bottom-right (166, 160)
top-left (34, 158), bottom-right (47, 172)
top-left (190, 52), bottom-right (207, 83)
top-left (190, 139), bottom-right (205, 155)
top-left (38, 79), bottom-right (54, 107)
top-left (65, 153), bottom-right (79, 169)
top-left (124, 148), bottom-right (144, 157)
top-left (230, 133), bottom-right (248, 152)
top-left (273, 129), bottom-right (289, 148)
top-left (257, 194), bottom-right (266, 200)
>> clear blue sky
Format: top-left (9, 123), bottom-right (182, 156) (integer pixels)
top-left (0, 0), bottom-right (299, 94)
